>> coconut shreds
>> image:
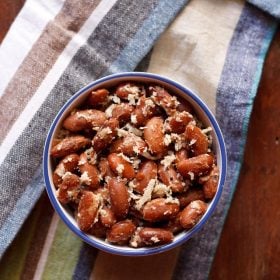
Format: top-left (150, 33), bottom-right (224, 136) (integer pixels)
top-left (109, 95), bottom-right (121, 104)
top-left (98, 127), bottom-right (112, 139)
top-left (117, 152), bottom-right (133, 163)
top-left (150, 236), bottom-right (161, 243)
top-left (133, 145), bottom-right (140, 155)
top-left (130, 227), bottom-right (142, 247)
top-left (117, 128), bottom-right (129, 138)
top-left (160, 151), bottom-right (176, 170)
top-left (94, 194), bottom-right (103, 224)
top-left (132, 158), bottom-right (141, 169)
top-left (98, 173), bottom-right (103, 182)
top-left (55, 164), bottom-right (65, 177)
top-left (153, 182), bottom-right (172, 197)
top-left (123, 123), bottom-right (143, 136)
top-left (202, 127), bottom-right (212, 134)
top-left (171, 133), bottom-right (187, 151)
top-left (142, 99), bottom-right (155, 116)
top-left (63, 156), bottom-right (73, 163)
top-left (80, 171), bottom-right (91, 185)
top-left (122, 84), bottom-right (141, 95)
top-left (127, 94), bottom-right (137, 105)
top-left (84, 147), bottom-right (97, 165)
top-left (164, 134), bottom-right (172, 146)
top-left (134, 179), bottom-right (156, 210)
top-left (116, 164), bottom-right (124, 175)
top-left (76, 112), bottom-right (90, 120)
top-left (188, 171), bottom-right (195, 181)
top-left (164, 196), bottom-right (180, 205)
top-left (61, 171), bottom-right (72, 180)
top-left (105, 104), bottom-right (116, 118)
top-left (131, 114), bottom-right (137, 124)
top-left (189, 139), bottom-right (197, 146)
top-left (78, 157), bottom-right (87, 166)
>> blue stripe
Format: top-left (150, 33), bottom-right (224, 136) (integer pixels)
top-left (72, 244), bottom-right (99, 280)
top-left (104, 0), bottom-right (190, 75)
top-left (172, 4), bottom-right (277, 280)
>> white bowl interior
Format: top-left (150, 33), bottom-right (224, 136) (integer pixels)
top-left (46, 73), bottom-right (224, 255)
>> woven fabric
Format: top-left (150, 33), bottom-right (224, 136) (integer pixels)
top-left (0, 0), bottom-right (278, 279)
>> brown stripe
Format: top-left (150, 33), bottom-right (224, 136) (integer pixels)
top-left (0, 0), bottom-right (102, 143)
top-left (20, 192), bottom-right (54, 280)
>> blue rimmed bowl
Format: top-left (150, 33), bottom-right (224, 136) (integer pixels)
top-left (43, 72), bottom-right (227, 256)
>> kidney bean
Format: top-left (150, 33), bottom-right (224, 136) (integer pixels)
top-left (108, 153), bottom-right (135, 179)
top-left (177, 154), bottom-right (214, 178)
top-left (110, 134), bottom-right (147, 156)
top-left (185, 124), bottom-right (208, 156)
top-left (53, 153), bottom-right (79, 188)
top-left (51, 136), bottom-right (91, 158)
top-left (149, 85), bottom-right (178, 115)
top-left (92, 118), bottom-right (119, 152)
top-left (63, 109), bottom-right (107, 132)
top-left (79, 152), bottom-right (100, 189)
top-left (131, 96), bottom-right (160, 126)
top-left (87, 88), bottom-right (109, 106)
top-left (203, 166), bottom-right (219, 199)
top-left (111, 103), bottom-right (134, 123)
top-left (165, 111), bottom-right (194, 134)
top-left (108, 178), bottom-right (130, 219)
top-left (77, 191), bottom-right (100, 231)
top-left (176, 96), bottom-right (194, 114)
top-left (99, 157), bottom-right (116, 179)
top-left (116, 83), bottom-right (143, 99)
top-left (175, 149), bottom-right (189, 164)
top-left (99, 206), bottom-right (117, 228)
top-left (106, 220), bottom-right (136, 244)
top-left (144, 117), bottom-right (166, 156)
top-left (88, 221), bottom-right (107, 238)
top-left (138, 227), bottom-right (174, 246)
top-left (142, 198), bottom-right (180, 222)
top-left (165, 214), bottom-right (184, 234)
top-left (179, 200), bottom-right (207, 229)
top-left (133, 160), bottom-right (157, 194)
top-left (177, 189), bottom-right (205, 209)
top-left (56, 172), bottom-right (80, 204)
top-left (158, 164), bottom-right (186, 193)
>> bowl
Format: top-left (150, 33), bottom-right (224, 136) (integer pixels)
top-left (43, 72), bottom-right (227, 256)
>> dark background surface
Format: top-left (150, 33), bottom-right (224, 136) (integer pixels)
top-left (1, 1), bottom-right (279, 279)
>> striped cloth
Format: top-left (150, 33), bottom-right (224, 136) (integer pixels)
top-left (0, 0), bottom-right (278, 279)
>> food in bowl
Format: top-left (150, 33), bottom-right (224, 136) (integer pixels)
top-left (50, 81), bottom-right (220, 248)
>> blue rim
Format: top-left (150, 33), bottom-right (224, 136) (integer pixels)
top-left (43, 72), bottom-right (227, 256)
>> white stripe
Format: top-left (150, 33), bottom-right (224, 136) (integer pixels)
top-left (32, 214), bottom-right (59, 280)
top-left (0, 0), bottom-right (65, 96)
top-left (0, 0), bottom-right (117, 165)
